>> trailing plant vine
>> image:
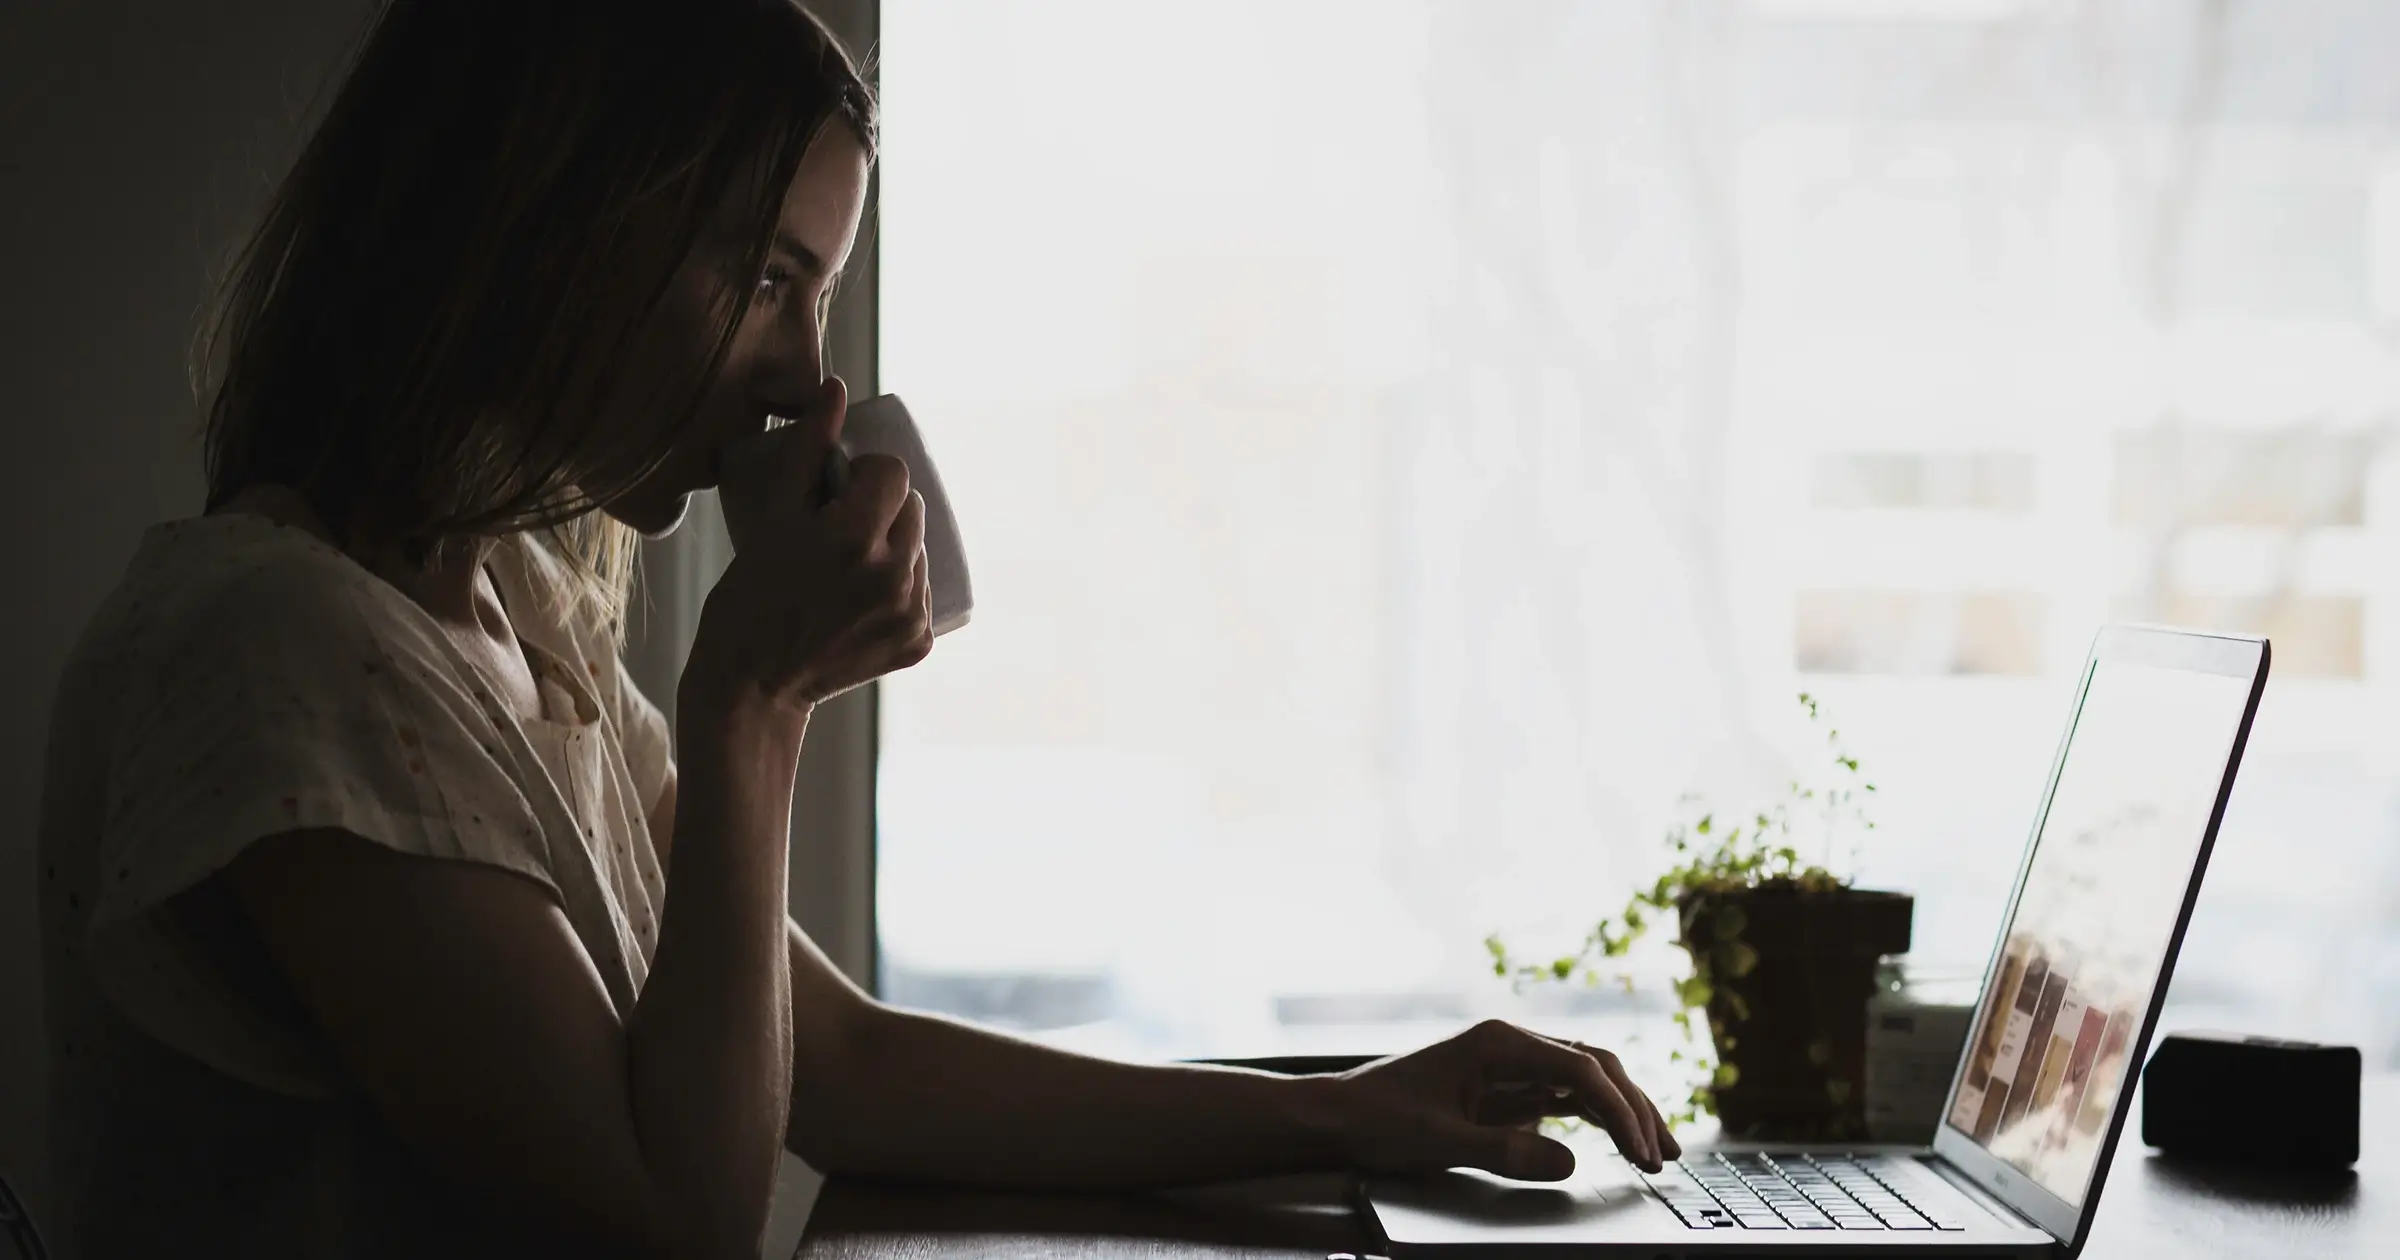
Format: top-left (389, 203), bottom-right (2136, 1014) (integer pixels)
top-left (1486, 692), bottom-right (1877, 1125)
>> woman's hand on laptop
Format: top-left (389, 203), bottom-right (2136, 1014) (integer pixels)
top-left (1328, 1019), bottom-right (1677, 1179)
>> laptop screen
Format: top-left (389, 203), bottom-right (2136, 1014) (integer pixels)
top-left (1942, 655), bottom-right (2255, 1208)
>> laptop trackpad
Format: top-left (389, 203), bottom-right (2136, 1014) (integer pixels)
top-left (1364, 1159), bottom-right (1688, 1247)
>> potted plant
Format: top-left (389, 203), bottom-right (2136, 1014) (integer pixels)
top-left (1487, 694), bottom-right (1911, 1141)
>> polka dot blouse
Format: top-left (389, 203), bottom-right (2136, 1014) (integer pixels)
top-left (37, 513), bottom-right (674, 1256)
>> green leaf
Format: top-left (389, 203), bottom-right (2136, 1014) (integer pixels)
top-left (1551, 957), bottom-right (1575, 980)
top-left (1719, 939), bottom-right (1759, 978)
top-left (1695, 814), bottom-right (1713, 836)
top-left (1713, 1063), bottom-right (1741, 1088)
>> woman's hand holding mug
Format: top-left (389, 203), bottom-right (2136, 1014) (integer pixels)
top-left (688, 377), bottom-right (933, 719)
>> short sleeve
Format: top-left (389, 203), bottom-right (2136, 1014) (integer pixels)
top-left (82, 553), bottom-right (555, 1092)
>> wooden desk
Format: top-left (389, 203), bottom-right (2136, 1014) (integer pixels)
top-left (797, 1075), bottom-right (2395, 1259)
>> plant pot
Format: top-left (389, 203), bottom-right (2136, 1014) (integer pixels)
top-left (1676, 885), bottom-right (1913, 1142)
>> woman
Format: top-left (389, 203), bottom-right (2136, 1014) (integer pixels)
top-left (37, 2), bottom-right (1678, 1255)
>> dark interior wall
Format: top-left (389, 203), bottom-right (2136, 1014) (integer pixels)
top-left (0, 0), bottom-right (380, 1223)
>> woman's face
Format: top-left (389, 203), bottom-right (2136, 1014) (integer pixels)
top-left (602, 127), bottom-right (871, 537)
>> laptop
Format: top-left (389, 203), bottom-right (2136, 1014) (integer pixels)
top-left (1362, 624), bottom-right (2271, 1256)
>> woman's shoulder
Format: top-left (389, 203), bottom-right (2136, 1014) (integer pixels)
top-left (71, 514), bottom-right (441, 691)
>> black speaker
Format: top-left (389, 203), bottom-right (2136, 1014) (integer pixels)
top-left (2141, 1031), bottom-right (2360, 1168)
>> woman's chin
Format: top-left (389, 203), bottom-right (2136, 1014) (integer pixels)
top-left (602, 490), bottom-right (693, 540)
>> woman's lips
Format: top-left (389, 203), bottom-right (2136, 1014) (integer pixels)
top-left (706, 414), bottom-right (800, 488)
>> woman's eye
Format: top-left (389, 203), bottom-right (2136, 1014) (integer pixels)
top-left (755, 266), bottom-right (793, 304)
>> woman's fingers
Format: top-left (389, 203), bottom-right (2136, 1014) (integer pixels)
top-left (1503, 1028), bottom-right (1676, 1168)
top-left (1645, 1085), bottom-right (1682, 1161)
top-left (694, 379), bottom-right (942, 710)
top-left (1467, 1022), bottom-right (1658, 1170)
top-left (829, 453), bottom-right (912, 542)
top-left (886, 488), bottom-right (927, 563)
top-left (1573, 1040), bottom-right (1664, 1168)
top-left (893, 550), bottom-right (934, 665)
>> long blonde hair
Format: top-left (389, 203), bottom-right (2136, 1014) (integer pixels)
top-left (197, 0), bottom-right (876, 637)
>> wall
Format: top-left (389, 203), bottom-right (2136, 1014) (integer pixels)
top-left (0, 0), bottom-right (381, 1223)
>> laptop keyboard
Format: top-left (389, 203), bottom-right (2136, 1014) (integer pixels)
top-left (1641, 1152), bottom-right (1970, 1232)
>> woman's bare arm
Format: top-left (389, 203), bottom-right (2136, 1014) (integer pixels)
top-left (644, 747), bottom-right (1671, 1189)
top-left (772, 922), bottom-right (1671, 1189)
top-left (230, 452), bottom-right (929, 1254)
top-left (228, 696), bottom-right (805, 1258)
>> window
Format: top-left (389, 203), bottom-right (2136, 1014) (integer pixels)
top-left (874, 0), bottom-right (2400, 1076)
top-left (1795, 590), bottom-right (2047, 676)
top-left (1814, 452), bottom-right (2037, 513)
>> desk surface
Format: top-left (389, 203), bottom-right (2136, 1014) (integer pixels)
top-left (798, 1075), bottom-right (2395, 1259)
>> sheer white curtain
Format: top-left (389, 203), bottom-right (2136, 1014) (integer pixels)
top-left (874, 0), bottom-right (1778, 1055)
top-left (868, 0), bottom-right (2400, 1066)
top-left (1387, 1), bottom-right (1766, 969)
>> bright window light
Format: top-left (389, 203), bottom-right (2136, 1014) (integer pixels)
top-left (876, 0), bottom-right (2400, 1074)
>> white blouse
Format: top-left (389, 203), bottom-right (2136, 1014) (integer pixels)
top-left (39, 513), bottom-right (673, 1257)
